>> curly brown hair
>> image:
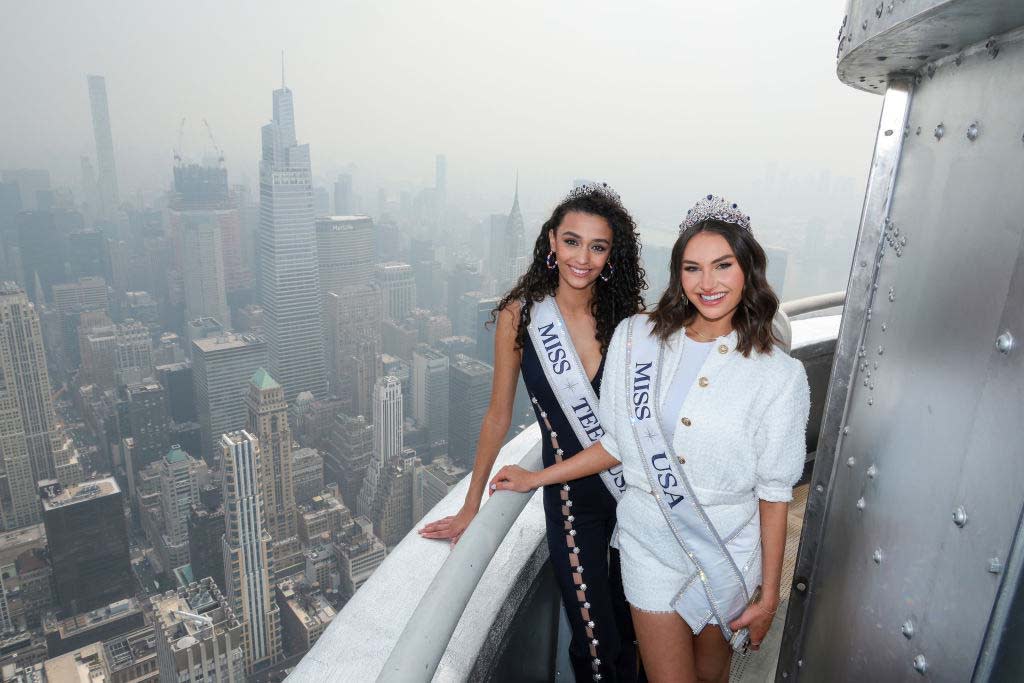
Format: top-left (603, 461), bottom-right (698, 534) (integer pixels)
top-left (649, 219), bottom-right (778, 357)
top-left (493, 187), bottom-right (646, 352)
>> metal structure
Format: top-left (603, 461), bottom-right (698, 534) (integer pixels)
top-left (779, 2), bottom-right (1024, 680)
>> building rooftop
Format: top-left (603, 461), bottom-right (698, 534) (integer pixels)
top-left (165, 447), bottom-right (189, 464)
top-left (250, 367), bottom-right (281, 390)
top-left (40, 477), bottom-right (119, 511)
top-left (191, 333), bottom-right (264, 353)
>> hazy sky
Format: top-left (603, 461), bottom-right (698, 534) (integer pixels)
top-left (3, 0), bottom-right (880, 231)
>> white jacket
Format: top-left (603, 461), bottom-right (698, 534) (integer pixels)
top-left (599, 315), bottom-right (810, 533)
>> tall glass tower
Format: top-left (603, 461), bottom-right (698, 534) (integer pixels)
top-left (258, 80), bottom-right (326, 401)
top-left (86, 75), bottom-right (119, 218)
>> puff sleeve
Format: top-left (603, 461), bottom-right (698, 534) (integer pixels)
top-left (753, 360), bottom-right (810, 502)
top-left (597, 319), bottom-right (629, 463)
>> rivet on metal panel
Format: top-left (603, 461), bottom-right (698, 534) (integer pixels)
top-left (869, 383), bottom-right (874, 390)
top-left (967, 122), bottom-right (979, 141)
top-left (902, 619), bottom-right (915, 639)
top-left (847, 456), bottom-right (856, 467)
top-left (863, 379), bottom-right (869, 387)
top-left (885, 218), bottom-right (893, 231)
top-left (915, 126), bottom-right (921, 135)
top-left (989, 557), bottom-right (1003, 574)
top-left (875, 2), bottom-right (883, 17)
top-left (996, 332), bottom-right (1014, 354)
top-left (878, 346), bottom-right (884, 355)
top-left (862, 20), bottom-right (868, 30)
top-left (889, 290), bottom-right (896, 303)
top-left (867, 465), bottom-right (877, 479)
top-left (934, 123), bottom-right (945, 140)
top-left (881, 323), bottom-right (887, 332)
top-left (913, 655), bottom-right (927, 674)
top-left (797, 660), bottom-right (803, 668)
top-left (884, 129), bottom-right (894, 136)
top-left (986, 38), bottom-right (999, 59)
top-left (873, 548), bottom-right (883, 563)
top-left (857, 497), bottom-right (866, 510)
top-left (860, 260), bottom-right (868, 267)
top-left (952, 506), bottom-right (968, 528)
top-left (843, 426), bottom-right (850, 434)
top-left (867, 397), bottom-right (874, 406)
top-left (794, 577), bottom-right (808, 593)
top-left (815, 484), bottom-right (824, 493)
top-left (900, 235), bottom-right (907, 246)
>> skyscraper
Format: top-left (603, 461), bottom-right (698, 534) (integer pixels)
top-left (372, 376), bottom-right (403, 465)
top-left (333, 173), bottom-right (353, 215)
top-left (158, 447), bottom-right (201, 571)
top-left (489, 179), bottom-right (526, 293)
top-left (315, 215), bottom-right (375, 296)
top-left (325, 413), bottom-right (373, 510)
top-left (42, 478), bottom-right (134, 614)
top-left (220, 431), bottom-right (283, 672)
top-left (192, 333), bottom-right (267, 463)
top-left (246, 368), bottom-right (300, 578)
top-left (325, 286), bottom-right (382, 417)
top-left (152, 577), bottom-right (244, 683)
top-left (375, 262), bottom-right (416, 322)
top-left (448, 354), bottom-right (493, 467)
top-left (258, 79), bottom-right (326, 401)
top-left (0, 325), bottom-right (35, 528)
top-left (435, 154), bottom-right (447, 209)
top-left (169, 164), bottom-right (233, 329)
top-left (87, 75), bottom-right (119, 218)
top-left (412, 345), bottom-right (449, 457)
top-left (0, 284), bottom-right (65, 490)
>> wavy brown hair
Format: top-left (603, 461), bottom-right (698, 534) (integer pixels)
top-left (493, 187), bottom-right (646, 352)
top-left (649, 218), bottom-right (778, 357)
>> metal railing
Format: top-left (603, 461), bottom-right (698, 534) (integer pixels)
top-left (774, 291), bottom-right (846, 352)
top-left (780, 290), bottom-right (846, 318)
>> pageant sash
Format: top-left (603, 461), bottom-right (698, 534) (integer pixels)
top-left (625, 316), bottom-right (749, 638)
top-left (527, 297), bottom-right (625, 501)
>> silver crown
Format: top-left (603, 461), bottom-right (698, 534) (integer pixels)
top-left (679, 194), bottom-right (752, 233)
top-left (564, 181), bottom-right (622, 205)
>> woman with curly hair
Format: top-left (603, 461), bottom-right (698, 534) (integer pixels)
top-left (420, 182), bottom-right (647, 682)
top-left (490, 196), bottom-right (810, 682)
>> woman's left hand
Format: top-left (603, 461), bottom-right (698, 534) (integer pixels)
top-left (488, 465), bottom-right (539, 494)
top-left (728, 599), bottom-right (777, 651)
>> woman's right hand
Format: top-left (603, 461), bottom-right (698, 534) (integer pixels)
top-left (418, 503), bottom-right (478, 546)
top-left (489, 465), bottom-right (540, 493)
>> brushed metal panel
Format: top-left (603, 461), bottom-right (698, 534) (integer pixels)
top-left (837, 0), bottom-right (1024, 93)
top-left (776, 81), bottom-right (912, 680)
top-left (795, 31), bottom-right (1024, 682)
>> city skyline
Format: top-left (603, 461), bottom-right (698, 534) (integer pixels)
top-left (3, 1), bottom-right (878, 235)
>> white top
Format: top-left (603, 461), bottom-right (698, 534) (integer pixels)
top-left (598, 316), bottom-right (810, 535)
top-left (659, 338), bottom-right (714, 441)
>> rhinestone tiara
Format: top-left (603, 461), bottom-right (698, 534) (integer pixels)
top-left (563, 181), bottom-right (622, 205)
top-left (679, 194), bottom-right (752, 233)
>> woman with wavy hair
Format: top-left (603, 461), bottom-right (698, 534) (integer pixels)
top-left (491, 195), bottom-right (810, 682)
top-left (421, 183), bottom-right (647, 682)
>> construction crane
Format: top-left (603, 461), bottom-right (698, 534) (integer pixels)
top-left (202, 118), bottom-right (225, 166)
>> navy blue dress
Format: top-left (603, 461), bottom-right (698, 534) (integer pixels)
top-left (522, 339), bottom-right (641, 683)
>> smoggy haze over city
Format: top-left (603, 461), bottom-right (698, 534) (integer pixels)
top-left (4, 0), bottom-right (879, 236)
